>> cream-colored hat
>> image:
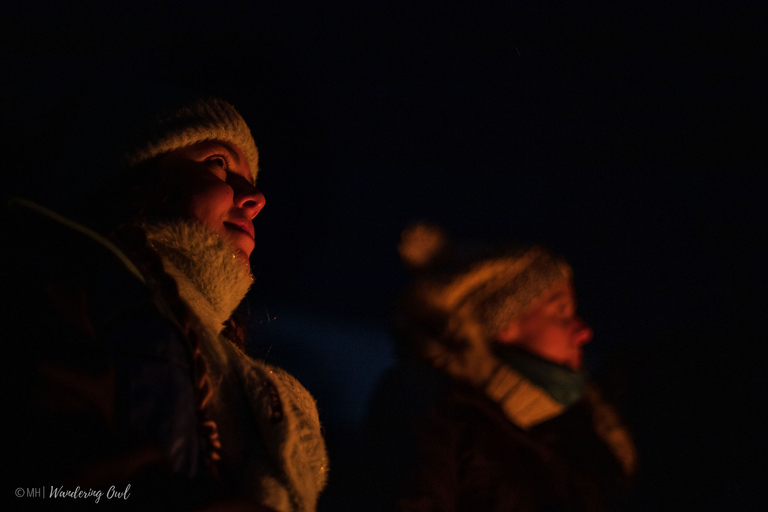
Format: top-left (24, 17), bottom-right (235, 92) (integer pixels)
top-left (397, 222), bottom-right (572, 340)
top-left (123, 97), bottom-right (259, 182)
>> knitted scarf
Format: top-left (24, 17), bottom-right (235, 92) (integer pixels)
top-left (494, 346), bottom-right (586, 408)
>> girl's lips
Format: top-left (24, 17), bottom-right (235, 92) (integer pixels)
top-left (223, 221), bottom-right (255, 265)
top-left (224, 219), bottom-right (255, 240)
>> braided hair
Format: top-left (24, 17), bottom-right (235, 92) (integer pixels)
top-left (72, 156), bottom-right (248, 476)
top-left (111, 224), bottom-right (223, 473)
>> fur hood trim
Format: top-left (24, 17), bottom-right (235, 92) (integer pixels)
top-left (146, 220), bottom-right (328, 510)
top-left (145, 220), bottom-right (253, 332)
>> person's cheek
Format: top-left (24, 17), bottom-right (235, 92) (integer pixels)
top-left (186, 193), bottom-right (218, 229)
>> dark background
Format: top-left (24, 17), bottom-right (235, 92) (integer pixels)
top-left (2, 1), bottom-right (766, 510)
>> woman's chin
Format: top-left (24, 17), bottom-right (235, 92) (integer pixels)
top-left (235, 248), bottom-right (251, 269)
top-left (220, 234), bottom-right (253, 268)
top-left (219, 235), bottom-right (252, 270)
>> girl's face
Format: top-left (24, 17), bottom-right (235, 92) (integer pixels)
top-left (158, 140), bottom-right (265, 267)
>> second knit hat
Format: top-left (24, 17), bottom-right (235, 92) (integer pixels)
top-left (397, 222), bottom-right (572, 340)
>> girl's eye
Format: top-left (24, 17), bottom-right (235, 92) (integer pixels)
top-left (206, 155), bottom-right (230, 180)
top-left (210, 155), bottom-right (228, 168)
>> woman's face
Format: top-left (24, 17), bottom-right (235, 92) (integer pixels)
top-left (496, 280), bottom-right (593, 370)
top-left (158, 140), bottom-right (266, 267)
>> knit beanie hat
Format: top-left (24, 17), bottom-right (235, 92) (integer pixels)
top-left (396, 222), bottom-right (572, 343)
top-left (122, 97), bottom-right (260, 182)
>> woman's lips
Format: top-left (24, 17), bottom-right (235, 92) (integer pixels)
top-left (224, 218), bottom-right (255, 240)
top-left (223, 220), bottom-right (255, 264)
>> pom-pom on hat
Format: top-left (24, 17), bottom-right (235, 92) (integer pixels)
top-left (397, 222), bottom-right (572, 341)
top-left (123, 97), bottom-right (260, 182)
top-left (398, 222), bottom-right (450, 270)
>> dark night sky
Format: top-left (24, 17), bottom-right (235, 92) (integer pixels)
top-left (2, 1), bottom-right (767, 509)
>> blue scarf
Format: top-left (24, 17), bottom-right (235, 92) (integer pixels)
top-left (494, 346), bottom-right (586, 408)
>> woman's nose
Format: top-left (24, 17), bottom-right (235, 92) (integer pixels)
top-left (573, 317), bottom-right (593, 346)
top-left (235, 184), bottom-right (266, 219)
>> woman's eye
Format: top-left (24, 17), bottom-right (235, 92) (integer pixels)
top-left (211, 156), bottom-right (227, 168)
top-left (556, 302), bottom-right (574, 318)
top-left (205, 156), bottom-right (229, 179)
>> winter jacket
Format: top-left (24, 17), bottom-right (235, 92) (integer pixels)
top-left (364, 361), bottom-right (635, 512)
top-left (146, 219), bottom-right (328, 511)
top-left (4, 199), bottom-right (327, 511)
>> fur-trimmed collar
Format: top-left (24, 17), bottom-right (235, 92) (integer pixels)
top-left (144, 220), bottom-right (253, 333)
top-left (145, 220), bottom-right (329, 510)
